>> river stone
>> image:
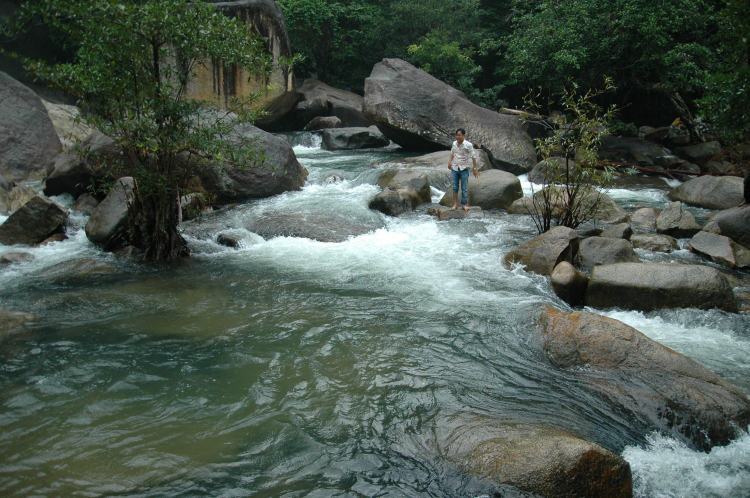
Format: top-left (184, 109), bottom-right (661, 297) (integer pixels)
top-left (41, 100), bottom-right (95, 150)
top-left (528, 157), bottom-right (578, 185)
top-left (370, 170), bottom-right (431, 216)
top-left (0, 174), bottom-right (13, 192)
top-left (46, 258), bottom-right (119, 283)
top-left (704, 159), bottom-right (732, 175)
top-left (363, 58), bottom-right (536, 173)
top-left (294, 78), bottom-right (371, 128)
top-left (667, 175), bottom-right (744, 210)
top-left (576, 237), bottom-right (640, 274)
top-left (36, 232), bottom-right (67, 246)
top-left (434, 415), bottom-right (632, 498)
top-left (597, 136), bottom-right (673, 166)
top-left (583, 263), bottom-right (737, 313)
top-left (246, 212), bottom-right (383, 242)
top-left (322, 126), bottom-right (390, 150)
top-left (630, 234), bottom-right (678, 252)
top-left (540, 308), bottom-right (750, 450)
top-left (674, 141), bottom-right (722, 167)
top-left (0, 195), bottom-right (69, 246)
top-left (0, 71), bottom-right (62, 182)
top-left (71, 193), bottom-right (100, 215)
top-left (303, 115), bottom-right (341, 131)
top-left (550, 262), bottom-right (589, 306)
top-left (688, 231), bottom-right (750, 269)
top-left (504, 226), bottom-right (579, 276)
top-left (6, 184), bottom-right (42, 214)
top-left (630, 207), bottom-right (660, 231)
top-left (0, 307), bottom-right (38, 339)
top-left (426, 205), bottom-right (484, 220)
top-left (85, 177), bottom-right (134, 247)
top-left (507, 196), bottom-right (538, 215)
top-left (655, 201), bottom-right (701, 238)
top-left (702, 205), bottom-right (750, 249)
top-left (0, 252), bottom-right (34, 264)
top-left (438, 169), bottom-right (523, 210)
top-left (199, 121), bottom-right (308, 203)
top-left (379, 149), bottom-right (492, 173)
top-left (600, 223), bottom-right (632, 240)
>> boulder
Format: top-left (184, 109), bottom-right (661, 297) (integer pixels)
top-left (245, 212), bottom-right (383, 242)
top-left (379, 149), bottom-right (492, 173)
top-left (217, 231), bottom-right (242, 248)
top-left (688, 231), bottom-right (750, 269)
top-left (71, 193), bottom-right (100, 215)
top-left (303, 115), bottom-right (341, 131)
top-left (0, 174), bottom-right (14, 192)
top-left (655, 201), bottom-right (701, 238)
top-left (506, 196), bottom-right (538, 215)
top-left (425, 205), bottom-right (484, 220)
top-left (583, 263), bottom-right (737, 313)
top-left (667, 175), bottom-right (744, 210)
top-left (597, 136), bottom-right (673, 166)
top-left (363, 59), bottom-right (536, 173)
top-left (45, 258), bottom-right (119, 284)
top-left (85, 177), bottom-right (134, 247)
top-left (704, 159), bottom-right (732, 175)
top-left (369, 170), bottom-right (431, 216)
top-left (528, 157), bottom-right (577, 184)
top-left (0, 252), bottom-right (34, 264)
top-left (589, 192), bottom-right (629, 224)
top-left (550, 262), bottom-right (589, 306)
top-left (630, 207), bottom-right (660, 231)
top-left (321, 126), bottom-right (390, 150)
top-left (576, 237), bottom-right (640, 274)
top-left (599, 223), bottom-right (632, 240)
top-left (0, 71), bottom-right (62, 182)
top-left (41, 100), bottom-right (95, 150)
top-left (0, 195), bottom-right (68, 246)
top-left (439, 169), bottom-right (523, 210)
top-left (504, 226), bottom-right (579, 276)
top-left (294, 79), bottom-right (371, 128)
top-left (435, 415), bottom-right (632, 498)
top-left (5, 184), bottom-right (42, 214)
top-left (36, 232), bottom-right (67, 246)
top-left (541, 308), bottom-right (750, 450)
top-left (702, 205), bottom-right (750, 248)
top-left (505, 191), bottom-right (627, 224)
top-left (630, 234), bottom-right (678, 253)
top-left (199, 122), bottom-right (308, 203)
top-left (674, 141), bottom-right (722, 167)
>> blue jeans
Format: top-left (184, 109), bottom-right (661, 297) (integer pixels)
top-left (451, 168), bottom-right (469, 206)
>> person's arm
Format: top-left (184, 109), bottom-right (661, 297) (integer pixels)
top-left (448, 153), bottom-right (454, 170)
top-left (472, 157), bottom-right (479, 177)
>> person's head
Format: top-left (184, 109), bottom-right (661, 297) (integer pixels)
top-left (455, 129), bottom-right (466, 143)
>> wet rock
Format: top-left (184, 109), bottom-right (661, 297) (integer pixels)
top-left (0, 71), bottom-right (62, 182)
top-left (303, 115), bottom-right (341, 131)
top-left (600, 223), bottom-right (632, 240)
top-left (363, 59), bottom-right (536, 173)
top-left (704, 159), bottom-right (732, 175)
top-left (370, 170), bottom-right (431, 216)
top-left (36, 232), bottom-right (68, 246)
top-left (46, 258), bottom-right (118, 283)
top-left (85, 177), bottom-right (134, 247)
top-left (294, 78), bottom-right (371, 128)
top-left (655, 201), bottom-right (701, 238)
top-left (504, 226), bottom-right (579, 276)
top-left (0, 307), bottom-right (38, 339)
top-left (575, 237), bottom-right (640, 274)
top-left (199, 122), bottom-right (308, 203)
top-left (550, 261), bottom-right (589, 306)
top-left (426, 205), bottom-right (484, 220)
top-left (668, 175), bottom-right (744, 210)
top-left (674, 141), bottom-right (722, 167)
top-left (438, 169), bottom-right (523, 210)
top-left (611, 176), bottom-right (669, 189)
top-left (0, 252), bottom-right (34, 264)
top-left (540, 308), bottom-right (750, 450)
top-left (589, 193), bottom-right (629, 224)
top-left (702, 206), bottom-right (750, 249)
top-left (583, 263), bottom-right (738, 313)
top-left (630, 207), bottom-right (660, 231)
top-left (322, 126), bottom-right (390, 150)
top-left (6, 184), bottom-right (42, 214)
top-left (506, 191), bottom-right (627, 224)
top-left (71, 193), bottom-right (100, 215)
top-left (507, 196), bottom-right (538, 215)
top-left (688, 231), bottom-right (750, 269)
top-left (246, 212), bottom-right (383, 242)
top-left (0, 195), bottom-right (69, 246)
top-left (528, 157), bottom-right (577, 185)
top-left (0, 174), bottom-right (14, 192)
top-left (630, 234), bottom-right (678, 252)
top-left (217, 231), bottom-right (242, 248)
top-left (597, 136), bottom-right (672, 166)
top-left (435, 414), bottom-right (632, 498)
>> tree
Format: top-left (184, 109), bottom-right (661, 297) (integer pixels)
top-left (1, 0), bottom-right (274, 260)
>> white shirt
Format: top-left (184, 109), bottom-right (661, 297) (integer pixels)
top-left (450, 140), bottom-right (476, 171)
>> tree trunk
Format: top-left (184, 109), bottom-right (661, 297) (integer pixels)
top-left (127, 185), bottom-right (189, 261)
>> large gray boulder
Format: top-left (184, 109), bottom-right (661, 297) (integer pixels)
top-left (668, 175), bottom-right (744, 210)
top-left (674, 141), bottom-right (722, 167)
top-left (439, 169), bottom-right (523, 210)
top-left (363, 59), bottom-right (536, 173)
top-left (0, 195), bottom-right (68, 246)
top-left (702, 205), bottom-right (750, 249)
top-left (434, 415), bottom-right (632, 498)
top-left (504, 226), bottom-right (579, 276)
top-left (379, 149), bottom-right (492, 173)
top-left (199, 123), bottom-right (308, 203)
top-left (550, 261), bottom-right (589, 306)
top-left (630, 207), bottom-right (660, 231)
top-left (321, 126), bottom-right (390, 150)
top-left (303, 115), bottom-right (341, 131)
top-left (630, 233), bottom-right (678, 253)
top-left (369, 170), bottom-right (431, 216)
top-left (655, 201), bottom-right (701, 238)
top-left (541, 308), bottom-right (750, 450)
top-left (583, 263), bottom-right (737, 313)
top-left (528, 157), bottom-right (577, 184)
top-left (41, 100), bottom-right (95, 150)
top-left (600, 223), bottom-right (632, 240)
top-left (85, 177), bottom-right (134, 247)
top-left (688, 231), bottom-right (750, 269)
top-left (597, 135), bottom-right (674, 166)
top-left (576, 237), bottom-right (640, 274)
top-left (295, 79), bottom-right (371, 128)
top-left (0, 71), bottom-right (62, 182)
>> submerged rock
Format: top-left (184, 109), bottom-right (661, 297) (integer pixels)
top-left (583, 263), bottom-right (737, 313)
top-left (504, 226), bottom-right (579, 276)
top-left (668, 175), bottom-right (744, 210)
top-left (0, 195), bottom-right (69, 246)
top-left (246, 212), bottom-right (384, 243)
top-left (0, 307), bottom-right (38, 340)
top-left (540, 308), bottom-right (750, 450)
top-left (0, 252), bottom-right (34, 265)
top-left (322, 126), bottom-right (390, 150)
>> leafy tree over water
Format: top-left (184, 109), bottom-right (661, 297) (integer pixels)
top-left (1, 0), bottom-right (274, 260)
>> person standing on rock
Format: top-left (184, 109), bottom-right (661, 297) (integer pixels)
top-left (448, 129), bottom-right (480, 211)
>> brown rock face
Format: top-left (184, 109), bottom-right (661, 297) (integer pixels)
top-left (551, 262), bottom-right (589, 306)
top-left (540, 308), bottom-right (750, 450)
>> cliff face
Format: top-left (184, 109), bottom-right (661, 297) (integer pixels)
top-left (184, 0), bottom-right (297, 125)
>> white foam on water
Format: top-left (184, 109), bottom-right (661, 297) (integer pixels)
top-left (623, 431), bottom-right (750, 498)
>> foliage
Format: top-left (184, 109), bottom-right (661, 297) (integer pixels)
top-left (1, 0), bottom-right (274, 260)
top-left (524, 79), bottom-right (618, 233)
top-left (407, 34), bottom-right (481, 93)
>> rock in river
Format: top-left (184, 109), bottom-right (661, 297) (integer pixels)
top-left (85, 177), bottom-right (134, 247)
top-left (438, 169), bottom-right (523, 210)
top-left (0, 195), bottom-right (68, 246)
top-left (370, 170), bottom-right (431, 216)
top-left (668, 175), bottom-right (744, 210)
top-left (575, 237), bottom-right (640, 274)
top-left (688, 231), bottom-right (750, 269)
top-left (504, 226), bottom-right (579, 276)
top-left (655, 201), bottom-right (701, 238)
top-left (322, 126), bottom-right (390, 150)
top-left (702, 205), bottom-right (750, 249)
top-left (550, 261), bottom-right (589, 306)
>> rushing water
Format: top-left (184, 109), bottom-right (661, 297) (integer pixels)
top-left (1, 134), bottom-right (749, 497)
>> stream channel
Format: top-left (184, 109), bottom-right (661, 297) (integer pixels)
top-left (1, 133), bottom-right (750, 497)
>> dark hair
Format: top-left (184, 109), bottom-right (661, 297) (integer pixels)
top-left (455, 128), bottom-right (466, 135)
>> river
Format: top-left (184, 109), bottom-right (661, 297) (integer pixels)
top-left (1, 133), bottom-right (749, 497)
